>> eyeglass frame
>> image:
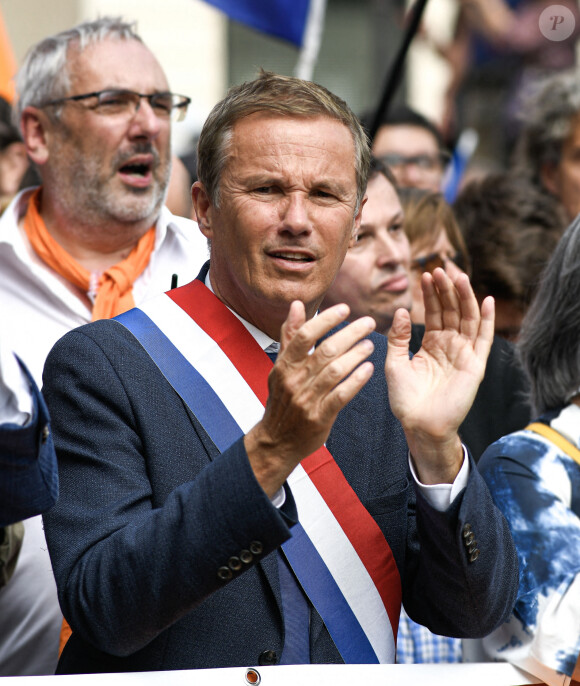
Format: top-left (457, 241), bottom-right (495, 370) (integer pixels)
top-left (378, 151), bottom-right (452, 173)
top-left (410, 251), bottom-right (465, 274)
top-left (37, 89), bottom-right (192, 122)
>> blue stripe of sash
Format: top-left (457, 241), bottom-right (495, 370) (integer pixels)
top-left (115, 309), bottom-right (242, 451)
top-left (284, 523), bottom-right (379, 663)
top-left (115, 306), bottom-right (379, 663)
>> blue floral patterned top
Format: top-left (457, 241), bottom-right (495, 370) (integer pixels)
top-left (478, 403), bottom-right (580, 686)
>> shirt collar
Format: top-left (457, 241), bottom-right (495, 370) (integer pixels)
top-left (204, 272), bottom-right (279, 352)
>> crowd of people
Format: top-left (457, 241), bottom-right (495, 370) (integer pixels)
top-left (0, 11), bottom-right (579, 686)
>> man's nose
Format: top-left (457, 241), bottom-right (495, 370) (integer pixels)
top-left (376, 232), bottom-right (408, 268)
top-left (281, 194), bottom-right (311, 234)
top-left (129, 97), bottom-right (163, 138)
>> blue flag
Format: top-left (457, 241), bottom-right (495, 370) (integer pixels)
top-left (203, 0), bottom-right (313, 46)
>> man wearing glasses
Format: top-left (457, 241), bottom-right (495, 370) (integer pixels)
top-left (360, 105), bottom-right (450, 193)
top-left (0, 17), bottom-right (208, 676)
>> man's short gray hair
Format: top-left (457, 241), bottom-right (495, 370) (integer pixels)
top-left (513, 70), bottom-right (580, 186)
top-left (14, 17), bottom-right (142, 125)
top-left (197, 70), bottom-right (370, 215)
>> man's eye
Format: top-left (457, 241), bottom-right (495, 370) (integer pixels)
top-left (98, 92), bottom-right (128, 107)
top-left (389, 223), bottom-right (404, 233)
top-left (151, 96), bottom-right (172, 113)
top-left (354, 232), bottom-right (370, 243)
top-left (254, 186), bottom-right (273, 194)
top-left (313, 189), bottom-right (333, 199)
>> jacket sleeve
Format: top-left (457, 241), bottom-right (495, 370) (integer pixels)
top-left (403, 453), bottom-right (519, 638)
top-left (0, 364), bottom-right (58, 527)
top-left (42, 325), bottom-right (293, 657)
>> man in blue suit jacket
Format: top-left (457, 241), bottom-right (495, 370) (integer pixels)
top-left (42, 72), bottom-right (518, 674)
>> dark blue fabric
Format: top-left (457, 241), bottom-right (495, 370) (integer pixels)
top-left (0, 359), bottom-right (58, 526)
top-left (278, 553), bottom-right (310, 664)
top-left (203, 0), bottom-right (310, 45)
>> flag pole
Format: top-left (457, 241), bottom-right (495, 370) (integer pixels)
top-left (294, 0), bottom-right (327, 80)
top-left (368, 0), bottom-right (430, 142)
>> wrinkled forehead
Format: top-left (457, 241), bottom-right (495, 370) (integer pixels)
top-left (67, 38), bottom-right (168, 91)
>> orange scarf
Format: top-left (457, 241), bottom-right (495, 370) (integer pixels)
top-left (22, 188), bottom-right (156, 321)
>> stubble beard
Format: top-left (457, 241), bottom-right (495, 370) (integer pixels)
top-left (50, 135), bottom-right (170, 231)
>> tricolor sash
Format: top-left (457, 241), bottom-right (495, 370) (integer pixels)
top-left (115, 279), bottom-right (402, 663)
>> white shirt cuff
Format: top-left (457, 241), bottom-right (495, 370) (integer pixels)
top-left (0, 346), bottom-right (33, 426)
top-left (409, 445), bottom-right (470, 511)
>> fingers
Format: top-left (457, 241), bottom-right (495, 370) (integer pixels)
top-left (257, 303), bottom-right (376, 477)
top-left (280, 301), bottom-right (376, 367)
top-left (280, 300), bottom-right (307, 350)
top-left (474, 295), bottom-right (495, 361)
top-left (422, 268), bottom-right (482, 340)
top-left (280, 301), bottom-right (349, 357)
top-left (275, 303), bottom-right (376, 425)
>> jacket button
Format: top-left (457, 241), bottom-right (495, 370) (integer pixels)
top-left (464, 532), bottom-right (475, 546)
top-left (228, 556), bottom-right (242, 572)
top-left (217, 566), bottom-right (232, 581)
top-left (250, 541), bottom-right (263, 555)
top-left (469, 549), bottom-right (480, 563)
top-left (467, 540), bottom-right (478, 554)
top-left (240, 549), bottom-right (253, 564)
top-left (462, 523), bottom-right (473, 538)
top-left (41, 425), bottom-right (50, 443)
top-left (258, 650), bottom-right (278, 666)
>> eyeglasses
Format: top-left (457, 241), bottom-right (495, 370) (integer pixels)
top-left (379, 152), bottom-right (451, 173)
top-left (411, 251), bottom-right (465, 274)
top-left (39, 89), bottom-right (191, 122)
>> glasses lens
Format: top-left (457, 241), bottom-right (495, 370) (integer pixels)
top-left (170, 95), bottom-right (190, 122)
top-left (412, 252), bottom-right (445, 274)
top-left (95, 90), bottom-right (135, 114)
top-left (450, 251), bottom-right (465, 271)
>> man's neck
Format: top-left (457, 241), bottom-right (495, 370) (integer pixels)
top-left (28, 192), bottom-right (156, 273)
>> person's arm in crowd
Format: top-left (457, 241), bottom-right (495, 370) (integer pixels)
top-left (479, 437), bottom-right (580, 685)
top-left (0, 343), bottom-right (58, 527)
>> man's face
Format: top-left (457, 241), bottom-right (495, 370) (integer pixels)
top-left (321, 173), bottom-right (411, 334)
top-left (372, 124), bottom-right (445, 192)
top-left (195, 113), bottom-right (362, 336)
top-left (541, 114), bottom-right (580, 221)
top-left (43, 38), bottom-right (171, 228)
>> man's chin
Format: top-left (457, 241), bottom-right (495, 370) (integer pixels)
top-left (109, 189), bottom-right (165, 224)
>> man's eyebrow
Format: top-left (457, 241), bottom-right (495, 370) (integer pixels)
top-left (359, 209), bottom-right (405, 231)
top-left (313, 180), bottom-right (351, 197)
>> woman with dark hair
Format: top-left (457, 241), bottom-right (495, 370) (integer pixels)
top-left (478, 217), bottom-right (580, 686)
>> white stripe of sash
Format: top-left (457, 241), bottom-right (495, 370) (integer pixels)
top-left (140, 295), bottom-right (264, 433)
top-left (288, 466), bottom-right (395, 663)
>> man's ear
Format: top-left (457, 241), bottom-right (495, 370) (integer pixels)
top-left (540, 161), bottom-right (561, 197)
top-left (20, 107), bottom-right (51, 166)
top-left (350, 193), bottom-right (367, 248)
top-left (191, 181), bottom-right (214, 239)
